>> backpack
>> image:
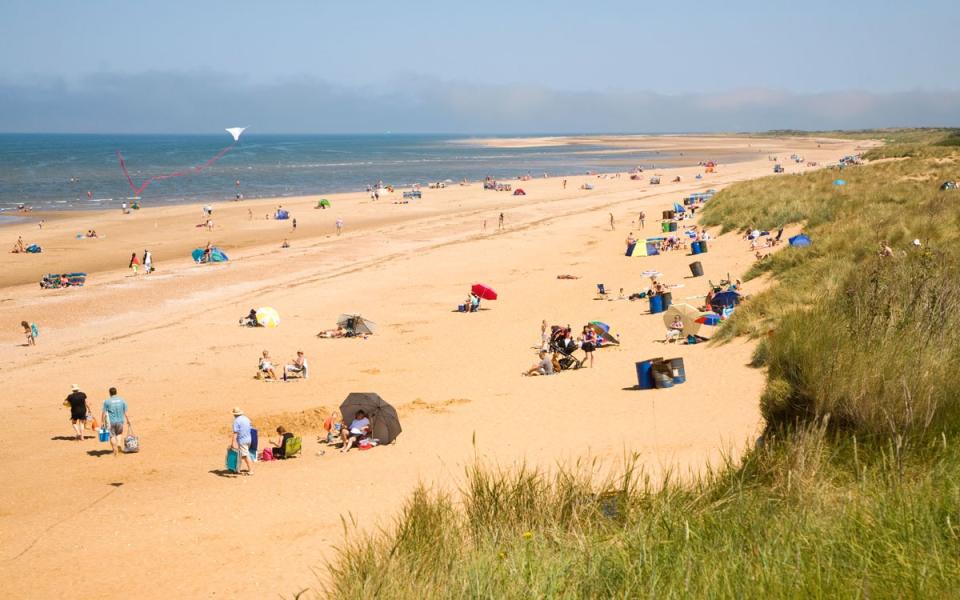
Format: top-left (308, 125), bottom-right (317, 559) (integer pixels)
top-left (259, 447), bottom-right (274, 461)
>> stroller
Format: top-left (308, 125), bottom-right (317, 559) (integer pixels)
top-left (549, 326), bottom-right (583, 371)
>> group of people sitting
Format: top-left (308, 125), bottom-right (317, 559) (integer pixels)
top-left (320, 410), bottom-right (376, 452)
top-left (255, 349), bottom-right (308, 381)
top-left (459, 292), bottom-right (481, 313)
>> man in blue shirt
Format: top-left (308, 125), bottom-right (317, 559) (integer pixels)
top-left (231, 407), bottom-right (253, 475)
top-left (101, 387), bottom-right (131, 456)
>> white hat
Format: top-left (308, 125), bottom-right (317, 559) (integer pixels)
top-left (232, 407), bottom-right (244, 416)
top-left (912, 239), bottom-right (921, 246)
top-left (70, 384), bottom-right (79, 391)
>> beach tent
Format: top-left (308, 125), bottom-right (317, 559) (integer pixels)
top-left (834, 179), bottom-right (846, 186)
top-left (788, 234), bottom-right (812, 247)
top-left (339, 392), bottom-right (402, 445)
top-left (337, 314), bottom-right (376, 335)
top-left (471, 283), bottom-right (498, 301)
top-left (588, 321), bottom-right (619, 346)
top-left (626, 241), bottom-right (660, 257)
top-left (316, 199), bottom-right (331, 208)
top-left (25, 244), bottom-right (41, 253)
top-left (673, 202), bottom-right (685, 213)
top-left (513, 188), bottom-right (526, 196)
top-left (709, 291), bottom-right (741, 314)
top-left (191, 247), bottom-right (229, 263)
top-left (275, 209), bottom-right (290, 220)
top-left (255, 307), bottom-right (281, 328)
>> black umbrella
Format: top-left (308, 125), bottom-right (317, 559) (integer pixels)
top-left (339, 392), bottom-right (402, 445)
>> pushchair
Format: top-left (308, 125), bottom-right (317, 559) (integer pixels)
top-left (549, 326), bottom-right (583, 371)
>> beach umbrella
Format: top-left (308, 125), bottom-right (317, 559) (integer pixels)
top-left (317, 199), bottom-right (331, 208)
top-left (662, 303), bottom-right (704, 336)
top-left (710, 291), bottom-right (741, 314)
top-left (589, 321), bottom-right (609, 332)
top-left (695, 313), bottom-right (722, 326)
top-left (588, 321), bottom-right (619, 346)
top-left (337, 314), bottom-right (376, 335)
top-left (339, 392), bottom-right (402, 445)
top-left (471, 283), bottom-right (498, 301)
top-left (255, 307), bottom-right (281, 328)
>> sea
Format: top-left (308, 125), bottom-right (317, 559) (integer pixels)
top-left (0, 133), bottom-right (720, 213)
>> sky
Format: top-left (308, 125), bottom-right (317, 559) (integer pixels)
top-left (1, 0), bottom-right (958, 133)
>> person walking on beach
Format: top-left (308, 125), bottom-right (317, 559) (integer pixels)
top-left (101, 387), bottom-right (131, 456)
top-left (498, 212), bottom-right (504, 230)
top-left (609, 213), bottom-right (615, 231)
top-left (639, 211), bottom-right (646, 229)
top-left (335, 218), bottom-right (344, 236)
top-left (231, 407), bottom-right (254, 475)
top-left (65, 384), bottom-right (88, 441)
top-left (292, 218), bottom-right (297, 232)
top-left (21, 320), bottom-right (37, 346)
top-left (563, 179), bottom-right (567, 189)
top-left (142, 249), bottom-right (153, 274)
top-left (129, 252), bottom-right (141, 275)
top-left (247, 208), bottom-right (253, 221)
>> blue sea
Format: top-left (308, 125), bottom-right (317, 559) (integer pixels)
top-left (0, 133), bottom-right (711, 212)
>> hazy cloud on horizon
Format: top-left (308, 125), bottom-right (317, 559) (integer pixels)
top-left (1, 71), bottom-right (958, 134)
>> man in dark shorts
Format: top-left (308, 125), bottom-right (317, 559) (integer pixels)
top-left (65, 384), bottom-right (88, 441)
top-left (101, 387), bottom-right (131, 456)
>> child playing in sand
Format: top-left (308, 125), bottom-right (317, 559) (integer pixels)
top-left (21, 321), bottom-right (37, 346)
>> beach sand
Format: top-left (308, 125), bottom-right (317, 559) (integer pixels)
top-left (0, 135), bottom-right (871, 598)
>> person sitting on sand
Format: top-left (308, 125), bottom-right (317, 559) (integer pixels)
top-left (284, 351), bottom-right (308, 379)
top-left (240, 308), bottom-right (260, 327)
top-left (317, 325), bottom-right (346, 338)
top-left (281, 239), bottom-right (290, 248)
top-left (665, 315), bottom-right (684, 343)
top-left (523, 350), bottom-right (554, 376)
top-left (467, 293), bottom-right (480, 312)
top-left (11, 236), bottom-right (25, 253)
top-left (257, 350), bottom-right (278, 380)
top-left (340, 410), bottom-right (371, 452)
top-left (625, 232), bottom-right (637, 247)
top-left (269, 426), bottom-right (295, 459)
top-left (201, 241), bottom-right (212, 263)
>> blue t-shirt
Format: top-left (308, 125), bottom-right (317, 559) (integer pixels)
top-left (102, 396), bottom-right (128, 425)
top-left (233, 415), bottom-right (252, 445)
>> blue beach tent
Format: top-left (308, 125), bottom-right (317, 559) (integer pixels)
top-left (191, 247), bottom-right (229, 263)
top-left (788, 234), bottom-right (812, 247)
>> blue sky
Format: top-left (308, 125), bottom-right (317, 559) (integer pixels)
top-left (1, 0), bottom-right (958, 132)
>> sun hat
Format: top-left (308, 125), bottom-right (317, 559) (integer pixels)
top-left (912, 239), bottom-right (921, 246)
top-left (232, 407), bottom-right (244, 416)
top-left (71, 384), bottom-right (80, 391)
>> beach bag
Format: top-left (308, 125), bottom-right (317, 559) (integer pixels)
top-left (30, 323), bottom-right (39, 338)
top-left (260, 447), bottom-right (275, 461)
top-left (124, 433), bottom-right (140, 453)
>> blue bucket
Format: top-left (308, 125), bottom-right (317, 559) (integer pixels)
top-left (691, 241), bottom-right (702, 255)
top-left (98, 428), bottom-right (110, 442)
top-left (649, 294), bottom-right (664, 314)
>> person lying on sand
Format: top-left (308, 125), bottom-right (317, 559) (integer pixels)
top-left (556, 274), bottom-right (580, 279)
top-left (523, 350), bottom-right (554, 376)
top-left (317, 325), bottom-right (346, 338)
top-left (340, 410), bottom-right (370, 452)
top-left (257, 350), bottom-right (278, 380)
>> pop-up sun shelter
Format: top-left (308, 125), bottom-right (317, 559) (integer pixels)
top-left (275, 209), bottom-right (290, 220)
top-left (625, 241), bottom-right (661, 257)
top-left (339, 392), bottom-right (402, 445)
top-left (191, 247), bottom-right (229, 263)
top-left (788, 234), bottom-right (812, 247)
top-left (337, 314), bottom-right (376, 336)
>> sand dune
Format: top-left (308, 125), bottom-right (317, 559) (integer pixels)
top-left (0, 135), bottom-right (870, 598)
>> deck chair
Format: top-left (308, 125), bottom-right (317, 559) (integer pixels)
top-left (284, 360), bottom-right (308, 379)
top-left (282, 436), bottom-right (302, 459)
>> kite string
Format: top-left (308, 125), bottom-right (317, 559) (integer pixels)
top-left (116, 143), bottom-right (237, 196)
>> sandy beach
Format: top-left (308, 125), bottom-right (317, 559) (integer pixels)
top-left (0, 134), bottom-right (871, 598)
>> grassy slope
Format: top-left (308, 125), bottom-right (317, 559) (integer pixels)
top-left (317, 131), bottom-right (960, 599)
